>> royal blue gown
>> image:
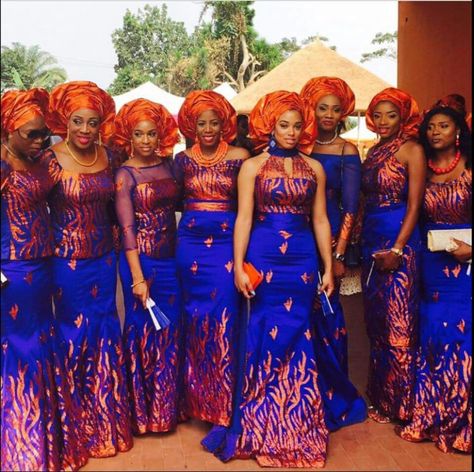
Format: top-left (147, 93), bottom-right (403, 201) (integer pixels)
top-left (46, 148), bottom-right (133, 458)
top-left (173, 151), bottom-right (244, 426)
top-left (115, 160), bottom-right (183, 434)
top-left (203, 150), bottom-right (329, 468)
top-left (311, 148), bottom-right (367, 431)
top-left (1, 156), bottom-right (87, 471)
top-left (361, 137), bottom-right (420, 420)
top-left (398, 168), bottom-right (472, 453)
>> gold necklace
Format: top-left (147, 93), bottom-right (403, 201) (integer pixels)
top-left (190, 140), bottom-right (229, 167)
top-left (65, 140), bottom-right (99, 167)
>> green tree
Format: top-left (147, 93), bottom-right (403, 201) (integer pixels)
top-left (361, 31), bottom-right (397, 63)
top-left (109, 4), bottom-right (192, 95)
top-left (1, 42), bottom-right (67, 92)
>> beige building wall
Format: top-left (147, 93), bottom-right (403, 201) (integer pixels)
top-left (398, 1), bottom-right (472, 112)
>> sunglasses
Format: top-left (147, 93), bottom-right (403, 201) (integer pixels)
top-left (17, 128), bottom-right (51, 141)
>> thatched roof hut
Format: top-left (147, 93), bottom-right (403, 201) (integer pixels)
top-left (231, 40), bottom-right (391, 114)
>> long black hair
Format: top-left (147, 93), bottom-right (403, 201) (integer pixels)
top-left (419, 106), bottom-right (472, 169)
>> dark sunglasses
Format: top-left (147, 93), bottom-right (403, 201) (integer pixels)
top-left (17, 128), bottom-right (51, 141)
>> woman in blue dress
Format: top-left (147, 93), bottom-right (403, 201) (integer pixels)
top-left (113, 98), bottom-right (183, 434)
top-left (174, 91), bottom-right (250, 426)
top-left (45, 81), bottom-right (133, 458)
top-left (1, 88), bottom-right (87, 471)
top-left (301, 76), bottom-right (367, 431)
top-left (362, 87), bottom-right (426, 423)
top-left (397, 104), bottom-right (471, 453)
top-left (203, 91), bottom-right (334, 468)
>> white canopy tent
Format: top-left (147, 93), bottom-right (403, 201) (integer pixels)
top-left (341, 118), bottom-right (377, 143)
top-left (112, 81), bottom-right (184, 117)
top-left (213, 82), bottom-right (237, 101)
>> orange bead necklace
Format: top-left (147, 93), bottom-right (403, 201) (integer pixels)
top-left (190, 140), bottom-right (229, 167)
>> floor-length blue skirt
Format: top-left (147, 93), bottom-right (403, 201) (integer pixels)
top-left (398, 222), bottom-right (472, 452)
top-left (52, 251), bottom-right (133, 457)
top-left (119, 252), bottom-right (183, 434)
top-left (361, 202), bottom-right (420, 420)
top-left (176, 210), bottom-right (240, 426)
top-left (313, 279), bottom-right (367, 431)
top-left (203, 213), bottom-right (329, 468)
top-left (1, 258), bottom-right (87, 471)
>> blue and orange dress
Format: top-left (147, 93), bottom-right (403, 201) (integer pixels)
top-left (361, 136), bottom-right (420, 420)
top-left (173, 151), bottom-right (244, 426)
top-left (311, 146), bottom-right (367, 430)
top-left (115, 160), bottom-right (183, 434)
top-left (45, 148), bottom-right (133, 458)
top-left (203, 150), bottom-right (329, 468)
top-left (398, 168), bottom-right (472, 453)
top-left (1, 155), bottom-right (87, 471)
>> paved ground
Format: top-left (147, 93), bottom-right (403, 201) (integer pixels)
top-left (82, 288), bottom-right (471, 471)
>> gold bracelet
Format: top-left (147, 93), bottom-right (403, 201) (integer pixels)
top-left (390, 247), bottom-right (404, 257)
top-left (131, 279), bottom-right (146, 288)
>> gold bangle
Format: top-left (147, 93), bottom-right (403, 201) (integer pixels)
top-left (131, 279), bottom-right (145, 288)
top-left (390, 247), bottom-right (403, 257)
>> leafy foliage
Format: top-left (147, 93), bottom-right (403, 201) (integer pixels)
top-left (1, 42), bottom-right (67, 92)
top-left (109, 4), bottom-right (192, 95)
top-left (361, 31), bottom-right (397, 63)
top-left (109, 1), bottom-right (336, 95)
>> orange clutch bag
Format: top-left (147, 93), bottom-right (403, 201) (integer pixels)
top-left (243, 262), bottom-right (264, 291)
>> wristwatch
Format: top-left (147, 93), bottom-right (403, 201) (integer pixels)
top-left (390, 247), bottom-right (403, 257)
top-left (334, 252), bottom-right (345, 262)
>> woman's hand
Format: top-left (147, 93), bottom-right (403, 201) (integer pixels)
top-left (449, 239), bottom-right (472, 263)
top-left (318, 271), bottom-right (335, 298)
top-left (234, 268), bottom-right (255, 299)
top-left (333, 259), bottom-right (346, 280)
top-left (373, 250), bottom-right (402, 272)
top-left (132, 280), bottom-right (149, 309)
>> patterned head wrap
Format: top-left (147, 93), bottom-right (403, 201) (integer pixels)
top-left (249, 90), bottom-right (317, 154)
top-left (113, 98), bottom-right (179, 157)
top-left (366, 87), bottom-right (420, 139)
top-left (1, 88), bottom-right (49, 139)
top-left (46, 81), bottom-right (116, 143)
top-left (178, 90), bottom-right (237, 144)
top-left (300, 76), bottom-right (355, 119)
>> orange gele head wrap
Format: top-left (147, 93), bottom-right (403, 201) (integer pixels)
top-left (46, 81), bottom-right (116, 143)
top-left (178, 90), bottom-right (237, 144)
top-left (1, 88), bottom-right (49, 139)
top-left (434, 94), bottom-right (472, 130)
top-left (366, 87), bottom-right (420, 139)
top-left (113, 98), bottom-right (179, 157)
top-left (300, 76), bottom-right (355, 120)
top-left (249, 90), bottom-right (317, 154)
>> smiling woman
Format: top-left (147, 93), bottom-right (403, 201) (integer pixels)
top-left (202, 91), bottom-right (335, 468)
top-left (361, 87), bottom-right (426, 424)
top-left (43, 80), bottom-right (134, 459)
top-left (173, 90), bottom-right (250, 427)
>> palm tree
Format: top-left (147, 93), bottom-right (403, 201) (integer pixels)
top-left (1, 42), bottom-right (67, 92)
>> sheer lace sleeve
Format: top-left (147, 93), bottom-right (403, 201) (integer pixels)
top-left (339, 154), bottom-right (362, 241)
top-left (114, 166), bottom-right (138, 252)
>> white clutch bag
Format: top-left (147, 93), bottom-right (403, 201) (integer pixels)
top-left (427, 228), bottom-right (472, 252)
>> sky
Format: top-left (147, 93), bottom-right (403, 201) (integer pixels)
top-left (1, 1), bottom-right (398, 91)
